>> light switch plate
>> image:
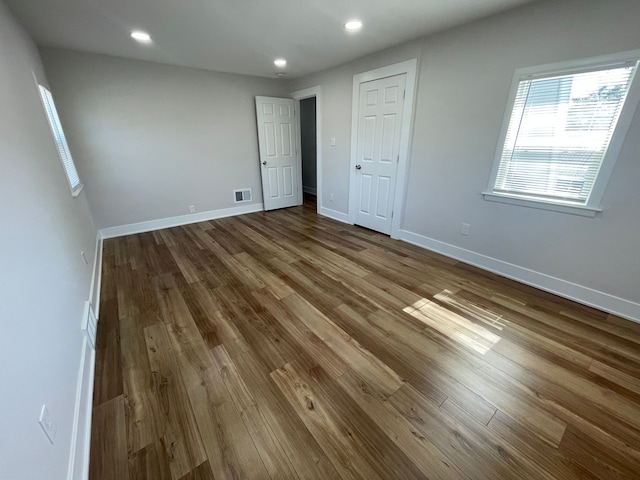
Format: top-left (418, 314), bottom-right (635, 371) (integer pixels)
top-left (39, 405), bottom-right (57, 444)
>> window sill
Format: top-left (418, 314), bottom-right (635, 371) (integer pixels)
top-left (482, 192), bottom-right (601, 217)
top-left (71, 184), bottom-right (84, 198)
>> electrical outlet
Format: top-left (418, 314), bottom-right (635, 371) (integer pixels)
top-left (189, 205), bottom-right (196, 214)
top-left (38, 405), bottom-right (57, 444)
top-left (461, 223), bottom-right (471, 236)
top-left (329, 193), bottom-right (334, 202)
top-left (80, 251), bottom-right (88, 266)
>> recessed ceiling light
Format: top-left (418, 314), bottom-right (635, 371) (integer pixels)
top-left (344, 20), bottom-right (363, 32)
top-left (131, 31), bottom-right (152, 43)
top-left (274, 58), bottom-right (287, 68)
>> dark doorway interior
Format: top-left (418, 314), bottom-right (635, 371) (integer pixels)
top-left (300, 97), bottom-right (317, 202)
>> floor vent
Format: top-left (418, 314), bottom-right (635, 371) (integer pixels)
top-left (234, 188), bottom-right (252, 203)
top-left (81, 301), bottom-right (97, 350)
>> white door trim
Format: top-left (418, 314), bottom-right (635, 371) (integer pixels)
top-left (292, 86), bottom-right (322, 215)
top-left (348, 59), bottom-right (418, 238)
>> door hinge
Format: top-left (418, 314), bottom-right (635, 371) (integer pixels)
top-left (392, 210), bottom-right (394, 218)
top-left (397, 154), bottom-right (400, 163)
top-left (403, 90), bottom-right (406, 100)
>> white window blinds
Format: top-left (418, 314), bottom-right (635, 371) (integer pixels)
top-left (38, 85), bottom-right (82, 196)
top-left (493, 62), bottom-right (637, 206)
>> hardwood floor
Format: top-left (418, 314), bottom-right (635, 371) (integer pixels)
top-left (91, 197), bottom-right (640, 480)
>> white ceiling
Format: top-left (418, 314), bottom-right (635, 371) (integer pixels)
top-left (6, 0), bottom-right (536, 79)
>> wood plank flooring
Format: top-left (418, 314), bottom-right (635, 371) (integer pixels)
top-left (91, 197), bottom-right (640, 480)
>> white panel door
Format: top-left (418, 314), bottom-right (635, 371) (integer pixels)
top-left (256, 96), bottom-right (301, 211)
top-left (354, 74), bottom-right (406, 234)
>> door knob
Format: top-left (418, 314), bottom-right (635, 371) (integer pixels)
top-left (262, 161), bottom-right (267, 165)
top-left (355, 164), bottom-right (362, 170)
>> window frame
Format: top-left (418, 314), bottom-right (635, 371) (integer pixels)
top-left (36, 81), bottom-right (84, 197)
top-left (483, 50), bottom-right (640, 217)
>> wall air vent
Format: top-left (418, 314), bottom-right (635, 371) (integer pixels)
top-left (234, 188), bottom-right (252, 203)
top-left (81, 301), bottom-right (97, 350)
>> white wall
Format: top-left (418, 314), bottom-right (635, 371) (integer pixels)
top-left (290, 0), bottom-right (640, 316)
top-left (40, 49), bottom-right (289, 229)
top-left (0, 2), bottom-right (98, 479)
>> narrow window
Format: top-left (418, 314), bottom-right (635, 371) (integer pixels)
top-left (38, 85), bottom-right (83, 196)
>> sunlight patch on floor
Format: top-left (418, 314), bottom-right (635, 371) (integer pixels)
top-left (435, 290), bottom-right (507, 331)
top-left (403, 292), bottom-right (502, 355)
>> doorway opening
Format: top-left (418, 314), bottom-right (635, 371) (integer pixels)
top-left (299, 97), bottom-right (317, 207)
top-left (292, 86), bottom-right (322, 215)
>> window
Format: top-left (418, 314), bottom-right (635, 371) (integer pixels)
top-left (38, 84), bottom-right (83, 196)
top-left (484, 52), bottom-right (640, 216)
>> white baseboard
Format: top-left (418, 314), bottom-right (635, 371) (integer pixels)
top-left (319, 207), bottom-right (352, 225)
top-left (68, 232), bottom-right (104, 480)
top-left (399, 229), bottom-right (640, 323)
top-left (67, 336), bottom-right (96, 480)
top-left (303, 186), bottom-right (317, 195)
top-left (99, 203), bottom-right (264, 239)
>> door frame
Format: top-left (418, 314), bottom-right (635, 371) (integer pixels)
top-left (292, 86), bottom-right (322, 214)
top-left (348, 59), bottom-right (418, 239)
